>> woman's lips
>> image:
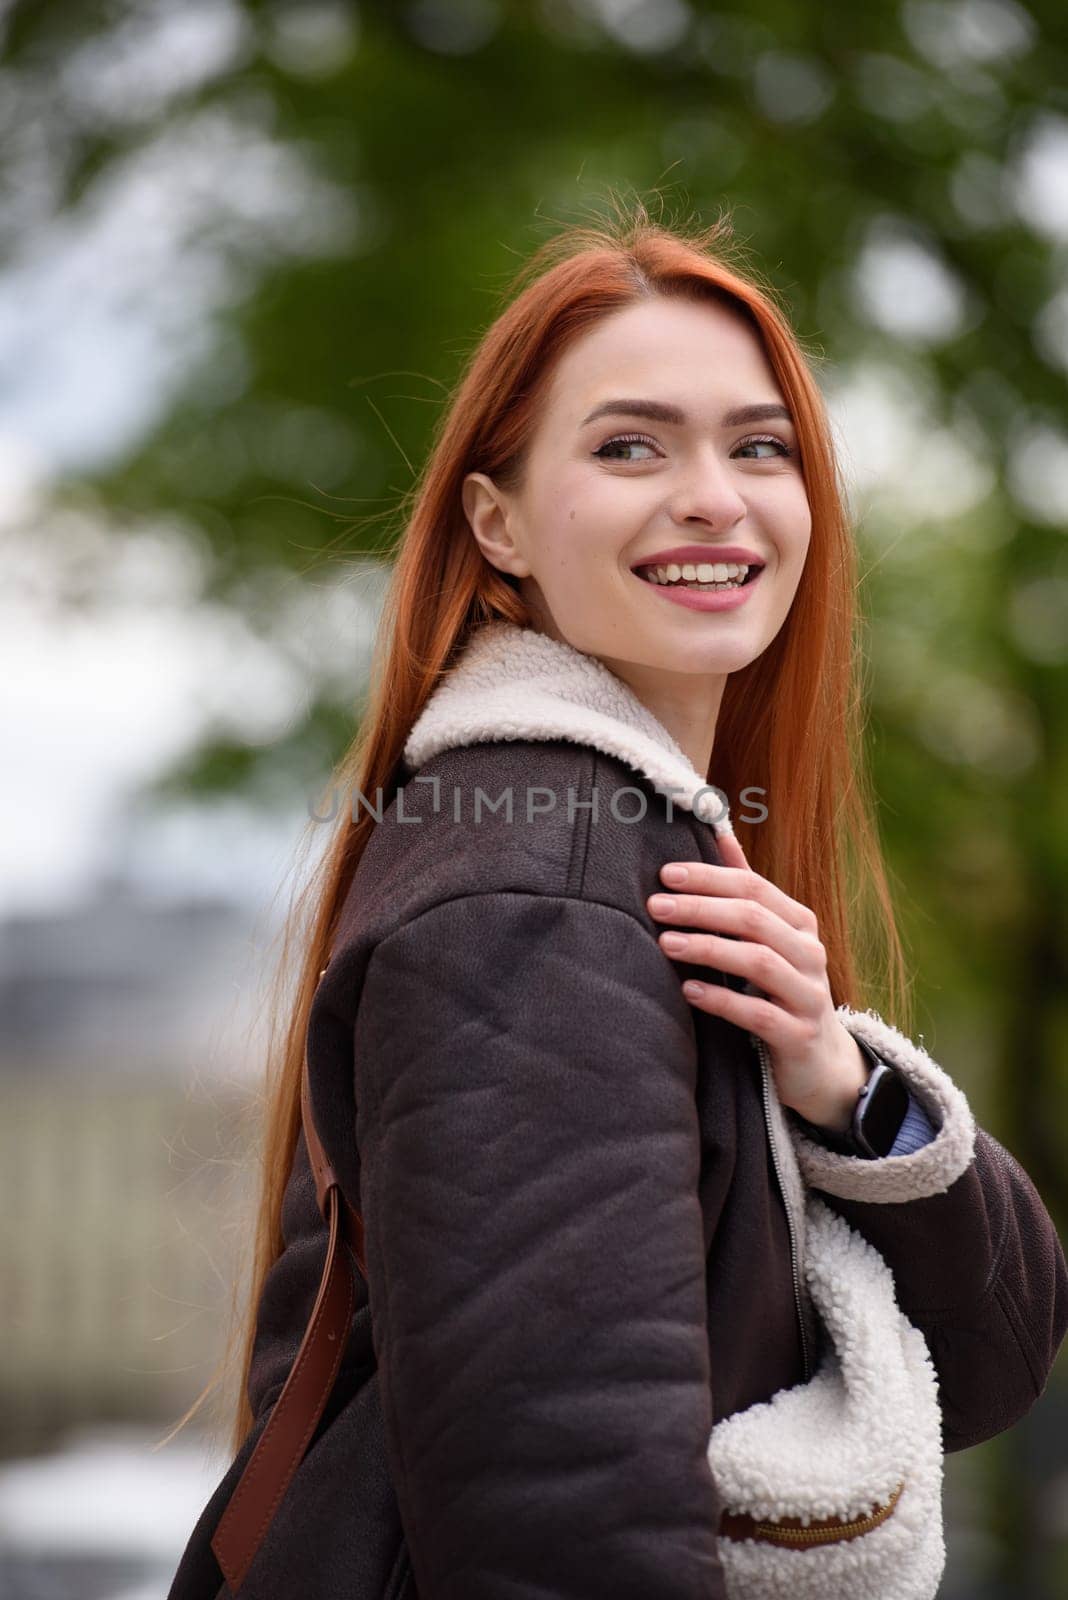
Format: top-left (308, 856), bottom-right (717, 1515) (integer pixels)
top-left (633, 566), bottom-right (764, 612)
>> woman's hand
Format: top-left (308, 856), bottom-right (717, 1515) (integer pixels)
top-left (646, 829), bottom-right (871, 1133)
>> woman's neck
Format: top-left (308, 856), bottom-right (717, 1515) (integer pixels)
top-left (598, 655), bottom-right (723, 779)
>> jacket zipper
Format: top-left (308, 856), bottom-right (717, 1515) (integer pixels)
top-left (738, 1480), bottom-right (905, 1547)
top-left (751, 1031), bottom-right (811, 1383)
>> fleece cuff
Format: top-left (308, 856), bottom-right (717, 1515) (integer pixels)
top-left (786, 1005), bottom-right (977, 1203)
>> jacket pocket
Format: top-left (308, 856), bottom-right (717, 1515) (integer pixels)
top-left (708, 1196), bottom-right (947, 1598)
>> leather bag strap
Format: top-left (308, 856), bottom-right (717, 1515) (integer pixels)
top-left (210, 965), bottom-right (366, 1594)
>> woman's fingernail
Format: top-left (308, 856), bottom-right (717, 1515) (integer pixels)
top-left (661, 931), bottom-right (688, 952)
top-left (662, 864), bottom-right (688, 885)
top-left (683, 980), bottom-right (705, 997)
top-left (648, 895), bottom-right (675, 914)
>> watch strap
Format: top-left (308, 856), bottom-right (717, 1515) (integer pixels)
top-left (794, 1036), bottom-right (905, 1159)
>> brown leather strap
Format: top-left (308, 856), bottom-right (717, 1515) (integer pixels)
top-left (211, 964), bottom-right (367, 1593)
top-left (299, 1023), bottom-right (367, 1278)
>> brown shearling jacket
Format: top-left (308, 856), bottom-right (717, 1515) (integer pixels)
top-left (168, 622), bottom-right (1068, 1600)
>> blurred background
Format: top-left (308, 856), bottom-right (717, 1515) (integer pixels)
top-left (0, 1), bottom-right (1066, 1596)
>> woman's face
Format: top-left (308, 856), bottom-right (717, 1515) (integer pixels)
top-left (463, 295), bottom-right (812, 695)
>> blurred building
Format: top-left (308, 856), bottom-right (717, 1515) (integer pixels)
top-left (0, 875), bottom-right (272, 1455)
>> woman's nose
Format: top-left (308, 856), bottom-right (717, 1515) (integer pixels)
top-left (669, 448), bottom-right (748, 530)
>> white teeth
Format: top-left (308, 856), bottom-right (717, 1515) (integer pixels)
top-left (641, 560), bottom-right (754, 587)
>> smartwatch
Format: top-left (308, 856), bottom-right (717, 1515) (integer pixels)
top-left (798, 1037), bottom-right (911, 1158)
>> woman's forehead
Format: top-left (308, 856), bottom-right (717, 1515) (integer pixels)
top-left (543, 300), bottom-right (783, 428)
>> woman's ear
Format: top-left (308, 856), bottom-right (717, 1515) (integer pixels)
top-left (462, 471), bottom-right (532, 579)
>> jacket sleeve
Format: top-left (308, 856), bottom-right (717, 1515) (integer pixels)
top-left (785, 1005), bottom-right (1068, 1453)
top-left (352, 891), bottom-right (727, 1599)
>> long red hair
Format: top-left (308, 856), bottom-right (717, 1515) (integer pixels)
top-left (164, 199), bottom-right (911, 1461)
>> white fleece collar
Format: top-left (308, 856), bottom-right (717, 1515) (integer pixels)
top-left (402, 619), bottom-right (734, 834)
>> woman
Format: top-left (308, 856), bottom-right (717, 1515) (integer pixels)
top-left (167, 208), bottom-right (1068, 1599)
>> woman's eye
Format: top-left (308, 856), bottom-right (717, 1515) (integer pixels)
top-left (734, 434), bottom-right (794, 460)
top-left (592, 433), bottom-right (660, 463)
top-left (593, 432), bottom-right (795, 464)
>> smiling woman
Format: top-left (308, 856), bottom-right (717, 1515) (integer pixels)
top-left (461, 294), bottom-right (812, 776)
top-left (165, 203), bottom-right (1068, 1600)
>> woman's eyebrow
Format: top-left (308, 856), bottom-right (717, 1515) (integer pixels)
top-left (579, 398), bottom-right (794, 429)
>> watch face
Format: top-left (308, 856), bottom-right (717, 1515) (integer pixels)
top-left (858, 1064), bottom-right (911, 1156)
